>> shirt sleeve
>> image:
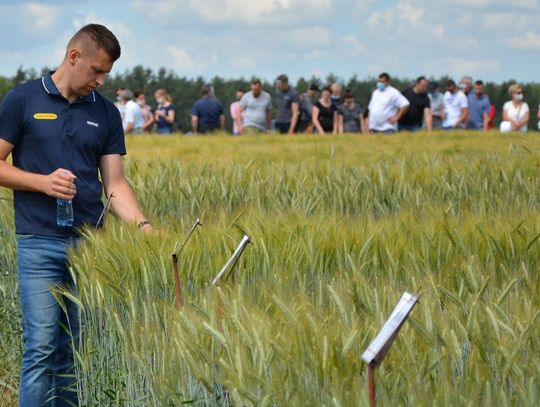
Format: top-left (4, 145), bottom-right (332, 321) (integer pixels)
top-left (103, 103), bottom-right (126, 156)
top-left (396, 91), bottom-right (410, 109)
top-left (0, 89), bottom-right (24, 145)
top-left (191, 102), bottom-right (200, 117)
top-left (124, 103), bottom-right (135, 124)
top-left (239, 95), bottom-right (248, 109)
top-left (459, 93), bottom-right (468, 108)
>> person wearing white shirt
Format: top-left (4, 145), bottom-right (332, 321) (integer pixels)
top-left (367, 72), bottom-right (410, 133)
top-left (500, 83), bottom-right (529, 133)
top-left (120, 89), bottom-right (144, 134)
top-left (442, 80), bottom-right (469, 129)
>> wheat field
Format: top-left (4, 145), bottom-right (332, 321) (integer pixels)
top-left (1, 132), bottom-right (540, 406)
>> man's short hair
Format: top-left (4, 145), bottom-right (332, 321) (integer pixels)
top-left (201, 84), bottom-right (212, 95)
top-left (379, 72), bottom-right (391, 82)
top-left (251, 78), bottom-right (262, 86)
top-left (121, 89), bottom-right (133, 100)
top-left (134, 90), bottom-right (144, 99)
top-left (308, 83), bottom-right (319, 92)
top-left (474, 80), bottom-right (484, 86)
top-left (447, 79), bottom-right (456, 87)
top-left (68, 23), bottom-right (121, 62)
top-left (415, 76), bottom-right (427, 85)
top-left (343, 90), bottom-right (354, 99)
top-left (277, 74), bottom-right (288, 84)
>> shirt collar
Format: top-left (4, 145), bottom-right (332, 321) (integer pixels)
top-left (41, 71), bottom-right (96, 103)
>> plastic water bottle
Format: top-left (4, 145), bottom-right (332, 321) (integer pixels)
top-left (57, 198), bottom-right (73, 227)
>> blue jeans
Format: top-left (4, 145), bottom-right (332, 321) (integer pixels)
top-left (398, 123), bottom-right (421, 132)
top-left (17, 234), bottom-right (80, 407)
top-left (275, 121), bottom-right (291, 134)
top-left (156, 126), bottom-right (172, 134)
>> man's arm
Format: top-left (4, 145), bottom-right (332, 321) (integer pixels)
top-left (191, 115), bottom-right (199, 133)
top-left (266, 109), bottom-right (272, 130)
top-left (236, 107), bottom-right (244, 134)
top-left (424, 108), bottom-right (433, 132)
top-left (219, 114), bottom-right (225, 131)
top-left (99, 154), bottom-right (151, 231)
top-left (0, 138), bottom-right (76, 199)
top-left (288, 102), bottom-right (299, 134)
top-left (124, 121), bottom-right (134, 134)
top-left (483, 112), bottom-right (490, 131)
top-left (388, 105), bottom-right (409, 124)
top-left (455, 108), bottom-right (469, 128)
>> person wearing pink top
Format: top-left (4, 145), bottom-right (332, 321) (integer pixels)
top-left (230, 89), bottom-right (245, 136)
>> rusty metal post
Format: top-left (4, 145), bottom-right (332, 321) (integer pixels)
top-left (172, 254), bottom-right (182, 309)
top-left (368, 363), bottom-right (376, 407)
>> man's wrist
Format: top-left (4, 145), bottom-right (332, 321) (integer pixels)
top-left (137, 220), bottom-right (151, 229)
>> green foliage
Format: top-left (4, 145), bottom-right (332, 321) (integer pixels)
top-left (1, 132), bottom-right (540, 405)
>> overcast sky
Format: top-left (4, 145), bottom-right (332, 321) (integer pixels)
top-left (0, 0), bottom-right (539, 84)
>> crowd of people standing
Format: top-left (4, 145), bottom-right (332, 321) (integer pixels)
top-left (114, 72), bottom-right (540, 136)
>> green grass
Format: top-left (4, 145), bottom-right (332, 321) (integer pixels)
top-left (1, 131), bottom-right (540, 406)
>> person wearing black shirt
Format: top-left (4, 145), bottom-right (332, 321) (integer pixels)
top-left (398, 76), bottom-right (432, 132)
top-left (312, 86), bottom-right (337, 134)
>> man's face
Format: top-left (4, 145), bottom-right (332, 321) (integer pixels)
top-left (416, 79), bottom-right (428, 94)
top-left (459, 81), bottom-right (470, 93)
top-left (276, 80), bottom-right (288, 92)
top-left (344, 97), bottom-right (354, 107)
top-left (447, 83), bottom-right (457, 94)
top-left (474, 84), bottom-right (484, 97)
top-left (331, 85), bottom-right (341, 97)
top-left (251, 83), bottom-right (262, 96)
top-left (71, 47), bottom-right (113, 97)
top-left (136, 94), bottom-right (146, 105)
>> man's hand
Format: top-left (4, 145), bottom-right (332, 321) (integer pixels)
top-left (44, 169), bottom-right (76, 200)
top-left (388, 115), bottom-right (399, 125)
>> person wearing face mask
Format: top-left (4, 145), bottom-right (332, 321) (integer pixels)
top-left (467, 80), bottom-right (491, 131)
top-left (114, 87), bottom-right (125, 122)
top-left (154, 88), bottom-right (176, 134)
top-left (500, 84), bottom-right (529, 133)
top-left (134, 90), bottom-right (154, 132)
top-left (442, 79), bottom-right (468, 129)
top-left (458, 76), bottom-right (473, 96)
top-left (367, 72), bottom-right (410, 134)
top-left (427, 81), bottom-right (444, 130)
top-left (120, 89), bottom-right (144, 135)
top-left (330, 82), bottom-right (343, 107)
top-left (337, 90), bottom-right (365, 134)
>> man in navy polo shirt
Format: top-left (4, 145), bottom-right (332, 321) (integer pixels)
top-left (190, 84), bottom-right (225, 134)
top-left (0, 24), bottom-right (151, 406)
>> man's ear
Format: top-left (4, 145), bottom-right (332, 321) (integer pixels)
top-left (67, 48), bottom-right (81, 66)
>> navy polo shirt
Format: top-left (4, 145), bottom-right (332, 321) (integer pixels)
top-left (191, 96), bottom-right (224, 132)
top-left (0, 72), bottom-right (126, 237)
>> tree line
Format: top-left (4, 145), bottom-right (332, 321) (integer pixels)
top-left (1, 66), bottom-right (539, 132)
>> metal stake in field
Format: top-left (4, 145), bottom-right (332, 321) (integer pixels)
top-left (361, 292), bottom-right (419, 407)
top-left (95, 192), bottom-right (115, 227)
top-left (212, 235), bottom-right (251, 286)
top-left (171, 218), bottom-right (203, 309)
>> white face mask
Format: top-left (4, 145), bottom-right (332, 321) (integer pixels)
top-left (156, 97), bottom-right (165, 104)
top-left (137, 98), bottom-right (146, 107)
top-left (513, 93), bottom-right (523, 101)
